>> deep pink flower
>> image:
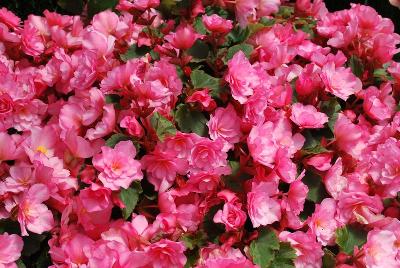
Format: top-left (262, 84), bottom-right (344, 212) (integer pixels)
top-left (320, 62), bottom-right (362, 101)
top-left (362, 83), bottom-right (396, 121)
top-left (225, 51), bottom-right (260, 104)
top-left (0, 233), bottom-right (23, 267)
top-left (92, 141), bottom-right (143, 190)
top-left (186, 89), bottom-right (217, 111)
top-left (247, 181), bottom-right (281, 227)
top-left (197, 244), bottom-right (257, 268)
top-left (304, 153), bottom-right (332, 171)
top-left (120, 116), bottom-right (144, 138)
top-left (145, 239), bottom-right (186, 267)
top-left (208, 104), bottom-right (242, 150)
top-left (214, 191), bottom-right (247, 231)
top-left (202, 14), bottom-right (233, 33)
top-left (164, 24), bottom-right (203, 50)
top-left (290, 103), bottom-right (328, 129)
top-left (18, 183), bottom-right (54, 236)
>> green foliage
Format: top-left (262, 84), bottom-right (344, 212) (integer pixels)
top-left (320, 99), bottom-right (342, 133)
top-left (225, 44), bottom-right (254, 63)
top-left (180, 231), bottom-right (207, 250)
top-left (187, 40), bottom-right (210, 62)
top-left (150, 112), bottom-right (177, 141)
top-left (57, 0), bottom-right (83, 14)
top-left (348, 55), bottom-right (364, 79)
top-left (301, 130), bottom-right (330, 155)
top-left (190, 70), bottom-right (222, 97)
top-left (175, 104), bottom-right (208, 136)
top-left (322, 249), bottom-right (336, 268)
top-left (119, 182), bottom-right (143, 219)
top-left (105, 133), bottom-right (132, 148)
top-left (87, 0), bottom-right (119, 19)
top-left (302, 171), bottom-right (329, 203)
top-left (121, 44), bottom-right (152, 62)
top-left (336, 225), bottom-right (368, 255)
top-left (249, 228), bottom-right (296, 268)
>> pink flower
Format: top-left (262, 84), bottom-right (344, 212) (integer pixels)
top-left (389, 0), bottom-right (400, 8)
top-left (279, 231), bottom-right (324, 268)
top-left (82, 29), bottom-right (116, 58)
top-left (247, 181), bottom-right (281, 227)
top-left (304, 153), bottom-right (332, 171)
top-left (141, 150), bottom-right (188, 192)
top-left (202, 14), bottom-right (233, 33)
top-left (225, 51), bottom-right (260, 104)
top-left (164, 24), bottom-right (203, 50)
top-left (159, 132), bottom-right (199, 159)
top-left (248, 113), bottom-right (304, 167)
top-left (4, 164), bottom-right (34, 193)
top-left (214, 191), bottom-right (247, 231)
top-left (290, 103), bottom-right (328, 129)
top-left (92, 141), bottom-right (143, 191)
top-left (189, 138), bottom-right (229, 173)
top-left (307, 198), bottom-right (338, 245)
top-left (120, 116), bottom-right (144, 138)
top-left (18, 183), bottom-right (54, 236)
top-left (320, 62), bottom-right (362, 101)
top-left (85, 104), bottom-right (116, 141)
top-left (0, 8), bottom-right (20, 29)
top-left (362, 229), bottom-right (399, 267)
top-left (21, 22), bottom-right (45, 57)
top-left (257, 0), bottom-right (281, 17)
top-left (0, 132), bottom-right (17, 162)
top-left (324, 158), bottom-right (348, 199)
top-left (0, 233), bottom-right (23, 267)
top-left (235, 0), bottom-right (257, 27)
top-left (145, 239), bottom-right (186, 267)
top-left (186, 89), bottom-right (217, 111)
top-left (363, 83), bottom-right (396, 121)
top-left (208, 104), bottom-right (242, 150)
top-left (197, 244), bottom-right (257, 268)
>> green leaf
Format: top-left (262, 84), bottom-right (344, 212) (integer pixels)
top-left (335, 225), bottom-right (368, 255)
top-left (322, 249), bottom-right (336, 268)
top-left (373, 68), bottom-right (394, 82)
top-left (348, 55), bottom-right (364, 79)
top-left (119, 182), bottom-right (143, 220)
top-left (193, 16), bottom-right (207, 35)
top-left (187, 40), bottom-right (209, 61)
top-left (180, 231), bottom-right (207, 250)
top-left (226, 26), bottom-right (250, 44)
top-left (190, 70), bottom-right (222, 97)
top-left (150, 112), bottom-right (177, 141)
top-left (302, 171), bottom-right (328, 203)
top-left (320, 99), bottom-right (342, 133)
top-left (225, 43), bottom-right (253, 63)
top-left (58, 0), bottom-right (84, 14)
top-left (301, 130), bottom-right (329, 155)
top-left (249, 228), bottom-right (280, 268)
top-left (205, 5), bottom-right (230, 18)
top-left (175, 104), bottom-right (208, 136)
top-left (121, 44), bottom-right (152, 62)
top-left (105, 133), bottom-right (132, 148)
top-left (16, 259), bottom-right (26, 268)
top-left (277, 6), bottom-right (294, 18)
top-left (270, 242), bottom-right (296, 268)
top-left (87, 0), bottom-right (119, 19)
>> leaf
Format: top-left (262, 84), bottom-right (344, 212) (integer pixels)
top-left (348, 55), bottom-right (364, 79)
top-left (87, 0), bottom-right (119, 19)
top-left (204, 5), bottom-right (230, 18)
top-left (301, 130), bottom-right (329, 155)
top-left (121, 44), bottom-right (151, 62)
top-left (22, 233), bottom-right (47, 257)
top-left (270, 242), bottom-right (296, 268)
top-left (249, 228), bottom-right (280, 268)
top-left (373, 68), bottom-right (394, 82)
top-left (322, 249), bottom-right (336, 268)
top-left (57, 0), bottom-right (84, 14)
top-left (187, 40), bottom-right (209, 61)
top-left (105, 134), bottom-right (132, 148)
top-left (302, 171), bottom-right (329, 203)
top-left (175, 104), bottom-right (208, 136)
top-left (119, 182), bottom-right (143, 220)
top-left (150, 112), bottom-right (177, 141)
top-left (16, 259), bottom-right (26, 268)
top-left (193, 17), bottom-right (207, 35)
top-left (225, 43), bottom-right (253, 63)
top-left (180, 231), bottom-right (207, 250)
top-left (226, 26), bottom-right (250, 45)
top-left (335, 225), bottom-right (368, 255)
top-left (190, 69), bottom-right (222, 97)
top-left (320, 99), bottom-right (342, 133)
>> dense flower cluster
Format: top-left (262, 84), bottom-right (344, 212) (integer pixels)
top-left (0, 0), bottom-right (400, 267)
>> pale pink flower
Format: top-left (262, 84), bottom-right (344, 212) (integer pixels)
top-left (189, 138), bottom-right (229, 173)
top-left (248, 114), bottom-right (305, 167)
top-left (389, 0), bottom-right (400, 8)
top-left (307, 198), bottom-right (338, 245)
top-left (362, 229), bottom-right (400, 268)
top-left (247, 181), bottom-right (281, 227)
top-left (197, 244), bottom-right (257, 268)
top-left (82, 29), bottom-right (116, 58)
top-left (92, 141), bottom-right (143, 191)
top-left (363, 83), bottom-right (396, 121)
top-left (324, 158), bottom-right (348, 199)
top-left (202, 14), bottom-right (233, 33)
top-left (0, 233), bottom-right (23, 267)
top-left (141, 150), bottom-right (188, 192)
top-left (279, 231), bottom-right (324, 268)
top-left (85, 104), bottom-right (116, 140)
top-left (159, 132), bottom-right (198, 159)
top-left (164, 24), bottom-right (203, 50)
top-left (235, 0), bottom-right (257, 27)
top-left (4, 164), bottom-right (34, 193)
top-left (257, 0), bottom-right (281, 17)
top-left (225, 51), bottom-right (260, 104)
top-left (18, 183), bottom-right (54, 236)
top-left (145, 239), bottom-right (186, 268)
top-left (290, 103), bottom-right (328, 129)
top-left (320, 62), bottom-right (362, 101)
top-left (208, 104), bottom-right (242, 150)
